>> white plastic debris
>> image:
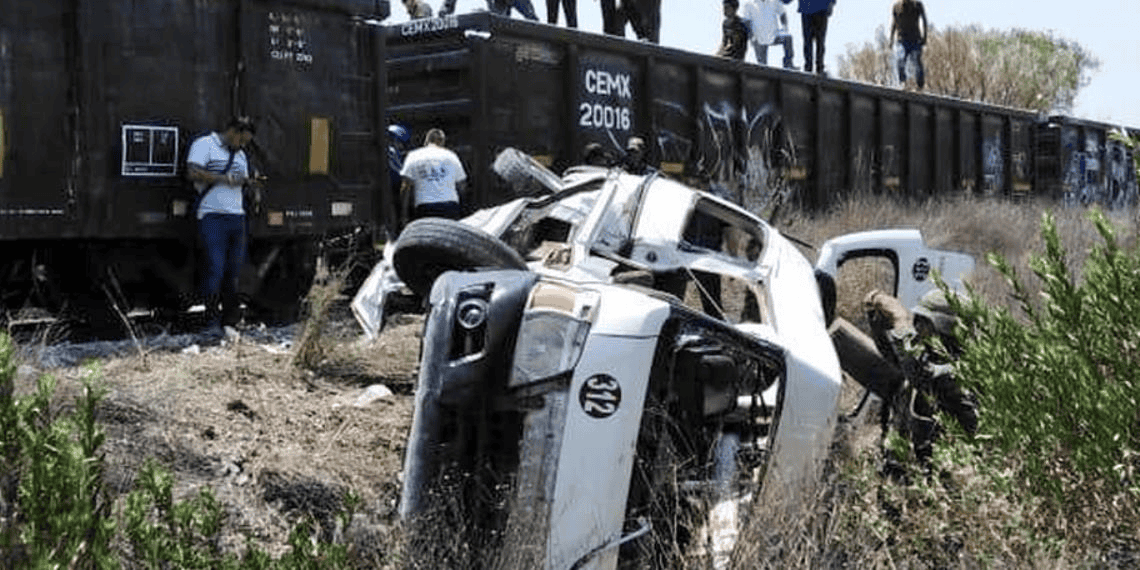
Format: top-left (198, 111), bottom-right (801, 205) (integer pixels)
top-left (353, 384), bottom-right (394, 408)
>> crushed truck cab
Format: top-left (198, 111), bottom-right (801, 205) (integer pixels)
top-left (354, 160), bottom-right (974, 569)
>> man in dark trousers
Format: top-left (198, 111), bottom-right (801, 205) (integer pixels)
top-left (600, 0), bottom-right (626, 36)
top-left (440, 0), bottom-right (539, 18)
top-left (547, 0), bottom-right (577, 27)
top-left (489, 0), bottom-right (540, 19)
top-left (798, 0), bottom-right (835, 75)
top-left (599, 0), bottom-right (659, 42)
top-left (717, 0), bottom-right (750, 60)
top-left (186, 116), bottom-right (257, 340)
top-left (400, 128), bottom-right (468, 224)
top-left (890, 0), bottom-right (928, 90)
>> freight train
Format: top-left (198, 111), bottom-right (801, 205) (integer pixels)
top-left (384, 12), bottom-right (1138, 214)
top-left (1, 0), bottom-right (392, 332)
top-left (2, 4), bottom-right (1135, 332)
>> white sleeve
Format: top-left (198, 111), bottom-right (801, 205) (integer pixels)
top-left (186, 136), bottom-right (210, 168)
top-left (399, 152), bottom-right (415, 178)
top-left (452, 155), bottom-right (467, 183)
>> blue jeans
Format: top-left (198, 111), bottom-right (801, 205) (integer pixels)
top-left (753, 34), bottom-right (795, 68)
top-left (198, 213), bottom-right (247, 326)
top-left (488, 0), bottom-right (538, 19)
top-left (801, 11), bottom-right (829, 74)
top-left (897, 41), bottom-right (925, 89)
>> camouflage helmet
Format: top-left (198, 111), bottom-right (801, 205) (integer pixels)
top-left (911, 289), bottom-right (962, 336)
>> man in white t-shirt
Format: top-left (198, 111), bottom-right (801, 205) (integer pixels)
top-left (399, 128), bottom-right (467, 225)
top-left (186, 116), bottom-right (257, 339)
top-left (742, 0), bottom-right (795, 69)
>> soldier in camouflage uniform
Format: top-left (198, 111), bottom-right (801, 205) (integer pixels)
top-left (863, 288), bottom-right (978, 465)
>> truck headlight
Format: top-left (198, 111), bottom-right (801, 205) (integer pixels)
top-left (509, 281), bottom-right (599, 387)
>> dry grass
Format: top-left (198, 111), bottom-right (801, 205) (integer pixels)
top-left (13, 192), bottom-right (1138, 568)
top-left (767, 192), bottom-right (1140, 568)
top-left (779, 191), bottom-right (1138, 318)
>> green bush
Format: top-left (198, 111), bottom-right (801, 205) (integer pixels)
top-left (953, 209), bottom-right (1140, 501)
top-left (0, 334), bottom-right (116, 568)
top-left (0, 332), bottom-right (357, 569)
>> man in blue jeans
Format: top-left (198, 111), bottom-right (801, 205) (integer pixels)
top-left (186, 116), bottom-right (257, 340)
top-left (488, 0), bottom-right (539, 19)
top-left (890, 0), bottom-right (927, 90)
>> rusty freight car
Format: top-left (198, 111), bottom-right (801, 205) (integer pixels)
top-left (0, 0), bottom-right (390, 331)
top-left (383, 12), bottom-right (1136, 217)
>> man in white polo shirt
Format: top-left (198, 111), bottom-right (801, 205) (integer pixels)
top-left (742, 0), bottom-right (795, 69)
top-left (186, 115), bottom-right (256, 340)
top-left (399, 128), bottom-right (467, 226)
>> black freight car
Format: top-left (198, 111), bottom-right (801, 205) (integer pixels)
top-left (0, 0), bottom-right (390, 330)
top-left (383, 13), bottom-right (1137, 216)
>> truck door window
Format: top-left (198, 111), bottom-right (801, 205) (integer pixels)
top-left (681, 199), bottom-right (765, 265)
top-left (833, 252), bottom-right (899, 330)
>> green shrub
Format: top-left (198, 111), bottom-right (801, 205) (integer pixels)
top-left (953, 209), bottom-right (1140, 501)
top-left (0, 334), bottom-right (116, 568)
top-left (0, 332), bottom-right (358, 569)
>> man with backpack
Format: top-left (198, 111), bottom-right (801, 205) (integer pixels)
top-left (186, 116), bottom-right (257, 341)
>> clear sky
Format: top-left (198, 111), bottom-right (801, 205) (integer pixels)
top-left (405, 0), bottom-right (1139, 129)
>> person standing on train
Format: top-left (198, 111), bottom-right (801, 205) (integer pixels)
top-left (890, 0), bottom-right (928, 90)
top-left (716, 0), bottom-right (751, 61)
top-left (798, 0), bottom-right (835, 75)
top-left (742, 0), bottom-right (795, 69)
top-left (624, 0), bottom-right (661, 43)
top-left (547, 0), bottom-right (577, 27)
top-left (488, 0), bottom-right (540, 19)
top-left (186, 116), bottom-right (257, 341)
top-left (403, 0), bottom-right (433, 19)
top-left (599, 0), bottom-right (626, 36)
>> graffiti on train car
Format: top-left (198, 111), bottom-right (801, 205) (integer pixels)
top-left (1063, 134), bottom-right (1138, 208)
top-left (673, 100), bottom-right (795, 216)
top-left (982, 136), bottom-right (1004, 195)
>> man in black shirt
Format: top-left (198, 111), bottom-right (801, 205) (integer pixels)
top-left (717, 0), bottom-right (750, 60)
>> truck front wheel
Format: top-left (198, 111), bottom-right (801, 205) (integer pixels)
top-left (392, 218), bottom-right (528, 297)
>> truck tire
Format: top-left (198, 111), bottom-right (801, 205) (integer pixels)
top-left (392, 217), bottom-right (528, 297)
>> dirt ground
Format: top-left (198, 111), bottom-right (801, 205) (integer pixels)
top-left (9, 306), bottom-right (429, 562)
top-left (10, 302), bottom-right (879, 565)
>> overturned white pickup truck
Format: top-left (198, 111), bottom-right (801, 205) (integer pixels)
top-left (353, 163), bottom-right (973, 568)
